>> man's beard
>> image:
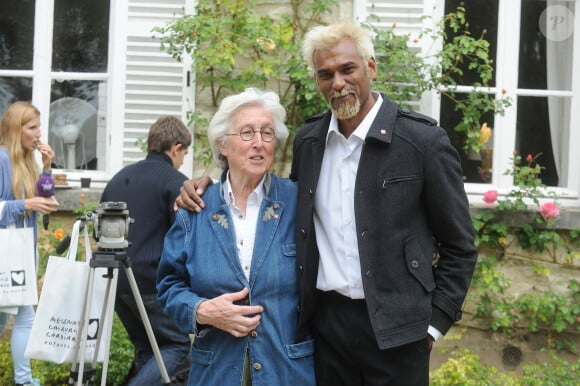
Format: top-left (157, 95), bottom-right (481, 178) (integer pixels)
top-left (331, 91), bottom-right (361, 120)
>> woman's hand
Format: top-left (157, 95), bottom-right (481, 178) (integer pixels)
top-left (25, 196), bottom-right (59, 214)
top-left (196, 287), bottom-right (264, 337)
top-left (37, 143), bottom-right (55, 173)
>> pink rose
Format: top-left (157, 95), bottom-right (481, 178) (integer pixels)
top-left (540, 202), bottom-right (560, 220)
top-left (483, 190), bottom-right (498, 204)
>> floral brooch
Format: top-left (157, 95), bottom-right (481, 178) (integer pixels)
top-left (211, 213), bottom-right (229, 229)
top-left (262, 203), bottom-right (280, 222)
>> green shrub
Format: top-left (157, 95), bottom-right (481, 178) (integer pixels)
top-left (430, 349), bottom-right (578, 386)
top-left (430, 349), bottom-right (517, 385)
top-left (519, 353), bottom-right (580, 386)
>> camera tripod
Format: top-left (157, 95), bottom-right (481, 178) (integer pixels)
top-left (67, 234), bottom-right (171, 385)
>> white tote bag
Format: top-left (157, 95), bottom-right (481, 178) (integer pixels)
top-left (25, 220), bottom-right (112, 363)
top-left (0, 220), bottom-right (38, 307)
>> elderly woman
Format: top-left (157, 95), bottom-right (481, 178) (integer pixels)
top-left (157, 88), bottom-right (315, 386)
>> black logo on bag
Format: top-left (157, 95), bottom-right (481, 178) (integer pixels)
top-left (10, 270), bottom-right (26, 286)
top-left (87, 318), bottom-right (100, 340)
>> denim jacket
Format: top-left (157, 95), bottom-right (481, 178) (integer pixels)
top-left (157, 172), bottom-right (315, 386)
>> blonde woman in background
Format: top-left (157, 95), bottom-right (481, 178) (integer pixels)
top-left (0, 101), bottom-right (59, 386)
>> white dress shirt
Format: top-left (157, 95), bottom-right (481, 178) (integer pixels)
top-left (314, 94), bottom-right (383, 299)
top-left (223, 172), bottom-right (265, 280)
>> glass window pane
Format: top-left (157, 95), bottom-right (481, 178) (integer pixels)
top-left (52, 0), bottom-right (110, 72)
top-left (440, 93), bottom-right (495, 184)
top-left (0, 77), bottom-right (33, 114)
top-left (515, 96), bottom-right (570, 187)
top-left (48, 80), bottom-right (106, 171)
top-left (519, 1), bottom-right (574, 90)
top-left (444, 0), bottom-right (499, 87)
top-left (0, 0), bottom-right (35, 70)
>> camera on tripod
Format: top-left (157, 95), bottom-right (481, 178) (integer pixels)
top-left (52, 202), bottom-right (171, 385)
top-left (90, 201), bottom-right (131, 251)
top-left (56, 202), bottom-right (133, 255)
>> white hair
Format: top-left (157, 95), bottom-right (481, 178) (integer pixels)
top-left (302, 22), bottom-right (375, 73)
top-left (208, 88), bottom-right (288, 169)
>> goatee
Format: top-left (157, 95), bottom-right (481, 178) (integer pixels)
top-left (331, 92), bottom-right (361, 120)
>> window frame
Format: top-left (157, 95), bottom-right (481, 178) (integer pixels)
top-left (36, 0), bottom-right (117, 182)
top-left (353, 0), bottom-right (580, 207)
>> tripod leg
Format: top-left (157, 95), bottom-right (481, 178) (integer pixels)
top-left (124, 265), bottom-right (172, 385)
top-left (69, 264), bottom-right (97, 385)
top-left (93, 267), bottom-right (119, 386)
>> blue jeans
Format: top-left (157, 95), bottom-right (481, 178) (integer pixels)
top-left (4, 306), bottom-right (35, 384)
top-left (115, 293), bottom-right (191, 385)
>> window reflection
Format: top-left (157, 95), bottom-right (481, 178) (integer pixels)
top-left (443, 0), bottom-right (499, 87)
top-left (516, 96), bottom-right (569, 187)
top-left (48, 80), bottom-right (104, 170)
top-left (440, 93), bottom-right (495, 184)
top-left (52, 0), bottom-right (110, 72)
top-left (0, 77), bottom-right (33, 114)
top-left (519, 0), bottom-right (573, 91)
top-left (516, 1), bottom-right (574, 187)
top-left (0, 0), bottom-right (35, 70)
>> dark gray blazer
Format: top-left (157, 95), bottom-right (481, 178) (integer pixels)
top-left (290, 94), bottom-right (478, 350)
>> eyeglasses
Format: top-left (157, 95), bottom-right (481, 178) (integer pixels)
top-left (224, 126), bottom-right (276, 142)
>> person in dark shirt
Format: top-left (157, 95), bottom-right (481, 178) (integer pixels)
top-left (100, 116), bottom-right (192, 385)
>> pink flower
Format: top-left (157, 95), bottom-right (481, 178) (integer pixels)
top-left (526, 154), bottom-right (533, 162)
top-left (483, 190), bottom-right (498, 204)
top-left (540, 202), bottom-right (560, 220)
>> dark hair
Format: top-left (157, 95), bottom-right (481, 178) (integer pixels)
top-left (147, 116), bottom-right (192, 152)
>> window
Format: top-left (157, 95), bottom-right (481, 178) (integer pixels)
top-left (0, 1), bottom-right (35, 108)
top-left (355, 0), bottom-right (580, 205)
top-left (443, 0), bottom-right (575, 191)
top-left (0, 0), bottom-right (111, 175)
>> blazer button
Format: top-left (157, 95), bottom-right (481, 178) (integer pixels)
top-left (298, 265), bottom-right (304, 272)
top-left (253, 363), bottom-right (262, 371)
top-left (250, 330), bottom-right (258, 338)
top-left (273, 203), bottom-right (280, 210)
top-left (411, 260), bottom-right (419, 268)
top-left (211, 213), bottom-right (219, 221)
top-left (299, 229), bottom-right (307, 238)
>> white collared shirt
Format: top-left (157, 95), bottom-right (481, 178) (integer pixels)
top-left (223, 172), bottom-right (265, 280)
top-left (314, 94), bottom-right (383, 299)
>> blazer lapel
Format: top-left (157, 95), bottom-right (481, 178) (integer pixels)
top-left (304, 112), bottom-right (331, 194)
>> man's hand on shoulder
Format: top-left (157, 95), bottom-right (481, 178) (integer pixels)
top-left (174, 176), bottom-right (213, 213)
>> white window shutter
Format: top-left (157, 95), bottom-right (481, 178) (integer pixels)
top-left (354, 0), bottom-right (441, 115)
top-left (359, 0), bottom-right (427, 38)
top-left (120, 0), bottom-right (192, 174)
